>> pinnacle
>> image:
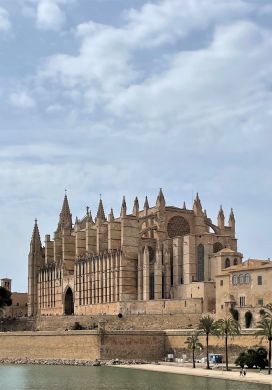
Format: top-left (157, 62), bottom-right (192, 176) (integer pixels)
top-left (59, 193), bottom-right (72, 229)
top-left (96, 198), bottom-right (106, 221)
top-left (156, 188), bottom-right (165, 207)
top-left (144, 196), bottom-right (149, 209)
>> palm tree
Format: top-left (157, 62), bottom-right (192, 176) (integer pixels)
top-left (217, 317), bottom-right (240, 371)
top-left (256, 308), bottom-right (272, 374)
top-left (199, 314), bottom-right (218, 369)
top-left (0, 287), bottom-right (12, 313)
top-left (185, 331), bottom-right (203, 368)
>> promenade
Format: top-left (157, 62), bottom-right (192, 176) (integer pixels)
top-left (119, 363), bottom-right (272, 385)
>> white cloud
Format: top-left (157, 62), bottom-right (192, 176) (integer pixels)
top-left (9, 91), bottom-right (36, 108)
top-left (0, 7), bottom-right (11, 32)
top-left (36, 0), bottom-right (66, 30)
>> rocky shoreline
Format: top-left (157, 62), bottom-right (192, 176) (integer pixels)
top-left (0, 358), bottom-right (154, 366)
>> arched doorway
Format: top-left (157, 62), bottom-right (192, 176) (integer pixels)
top-left (64, 287), bottom-right (74, 315)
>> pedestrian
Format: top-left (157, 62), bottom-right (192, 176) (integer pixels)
top-left (240, 368), bottom-right (243, 377)
top-left (243, 368), bottom-right (246, 377)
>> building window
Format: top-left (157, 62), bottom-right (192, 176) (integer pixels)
top-left (240, 296), bottom-right (246, 307)
top-left (233, 258), bottom-right (238, 266)
top-left (220, 280), bottom-right (223, 286)
top-left (232, 275), bottom-right (238, 285)
top-left (244, 274), bottom-right (250, 284)
top-left (197, 244), bottom-right (204, 282)
top-left (221, 304), bottom-right (224, 309)
top-left (225, 258), bottom-right (230, 268)
top-left (258, 276), bottom-right (263, 285)
top-left (238, 274), bottom-right (244, 284)
top-left (257, 299), bottom-right (264, 306)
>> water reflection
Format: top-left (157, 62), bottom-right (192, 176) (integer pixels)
top-left (0, 365), bottom-right (271, 390)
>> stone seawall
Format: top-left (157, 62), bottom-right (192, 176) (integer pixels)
top-left (0, 330), bottom-right (165, 361)
top-left (0, 329), bottom-right (266, 363)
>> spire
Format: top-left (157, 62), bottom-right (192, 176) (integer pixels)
top-left (96, 198), bottom-right (106, 222)
top-left (133, 196), bottom-right (139, 216)
top-left (144, 196), bottom-right (149, 209)
top-left (182, 201), bottom-right (186, 210)
top-left (156, 188), bottom-right (165, 208)
top-left (228, 208), bottom-right (235, 233)
top-left (30, 219), bottom-right (42, 254)
top-left (144, 196), bottom-right (149, 215)
top-left (217, 205), bottom-right (225, 229)
top-left (108, 208), bottom-right (115, 222)
top-left (204, 209), bottom-right (207, 218)
top-left (229, 208), bottom-right (235, 223)
top-left (193, 192), bottom-right (203, 215)
top-left (58, 193), bottom-right (72, 230)
top-left (121, 196), bottom-right (127, 217)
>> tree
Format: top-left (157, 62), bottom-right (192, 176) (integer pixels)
top-left (199, 315), bottom-right (218, 369)
top-left (185, 331), bottom-right (203, 368)
top-left (256, 308), bottom-right (272, 374)
top-left (217, 317), bottom-right (240, 371)
top-left (235, 348), bottom-right (268, 369)
top-left (0, 287), bottom-right (12, 313)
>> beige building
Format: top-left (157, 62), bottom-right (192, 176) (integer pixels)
top-left (28, 190), bottom-right (239, 317)
top-left (0, 278), bottom-right (28, 318)
top-left (216, 259), bottom-right (272, 325)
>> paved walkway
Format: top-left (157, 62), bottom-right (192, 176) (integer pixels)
top-left (117, 363), bottom-right (272, 385)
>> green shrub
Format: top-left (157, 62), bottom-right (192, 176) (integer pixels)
top-left (71, 321), bottom-right (83, 330)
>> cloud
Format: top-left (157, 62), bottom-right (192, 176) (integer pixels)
top-left (9, 91), bottom-right (36, 108)
top-left (36, 0), bottom-right (66, 30)
top-left (0, 7), bottom-right (11, 32)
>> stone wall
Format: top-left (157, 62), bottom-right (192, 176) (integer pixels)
top-left (165, 329), bottom-right (266, 362)
top-left (0, 330), bottom-right (164, 361)
top-left (0, 331), bottom-right (100, 361)
top-left (0, 329), bottom-right (267, 363)
top-left (35, 313), bottom-right (202, 331)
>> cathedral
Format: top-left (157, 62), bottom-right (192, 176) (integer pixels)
top-left (28, 190), bottom-right (242, 317)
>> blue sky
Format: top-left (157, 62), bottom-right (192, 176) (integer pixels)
top-left (0, 0), bottom-right (272, 292)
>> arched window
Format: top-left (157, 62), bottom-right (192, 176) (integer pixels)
top-left (162, 273), bottom-right (165, 299)
top-left (148, 246), bottom-right (155, 264)
top-left (149, 273), bottom-right (155, 300)
top-left (238, 274), bottom-right (244, 284)
top-left (225, 258), bottom-right (230, 268)
top-left (197, 244), bottom-right (205, 282)
top-left (233, 258), bottom-right (238, 266)
top-left (232, 275), bottom-right (238, 285)
top-left (213, 242), bottom-right (223, 253)
top-left (244, 273), bottom-right (250, 284)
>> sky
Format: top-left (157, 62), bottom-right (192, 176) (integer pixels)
top-left (0, 0), bottom-right (272, 292)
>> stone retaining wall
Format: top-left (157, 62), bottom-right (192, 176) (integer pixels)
top-left (0, 329), bottom-right (266, 363)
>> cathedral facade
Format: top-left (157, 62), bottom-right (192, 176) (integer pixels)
top-left (28, 190), bottom-right (242, 317)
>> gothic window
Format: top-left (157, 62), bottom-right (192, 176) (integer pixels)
top-left (225, 258), bottom-right (230, 268)
top-left (233, 258), bottom-right (238, 266)
top-left (238, 274), bottom-right (244, 284)
top-left (197, 244), bottom-right (204, 282)
top-left (244, 273), bottom-right (250, 284)
top-left (149, 273), bottom-right (155, 300)
top-left (167, 216), bottom-right (190, 238)
top-left (162, 273), bottom-right (165, 299)
top-left (148, 246), bottom-right (155, 264)
top-left (232, 275), bottom-right (238, 285)
top-left (213, 242), bottom-right (223, 253)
